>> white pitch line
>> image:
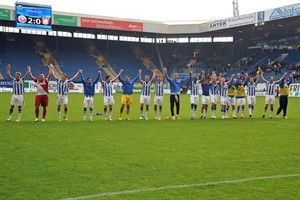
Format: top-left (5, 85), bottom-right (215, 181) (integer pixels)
top-left (60, 173), bottom-right (300, 200)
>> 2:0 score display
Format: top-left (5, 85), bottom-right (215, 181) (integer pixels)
top-left (17, 15), bottom-right (51, 25)
top-left (15, 2), bottom-right (52, 30)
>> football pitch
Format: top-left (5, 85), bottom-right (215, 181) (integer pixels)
top-left (0, 93), bottom-right (299, 200)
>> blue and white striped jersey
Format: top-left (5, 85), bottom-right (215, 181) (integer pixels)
top-left (141, 80), bottom-right (152, 96)
top-left (247, 83), bottom-right (256, 96)
top-left (210, 81), bottom-right (219, 95)
top-left (57, 79), bottom-right (70, 95)
top-left (12, 78), bottom-right (25, 95)
top-left (218, 83), bottom-right (229, 97)
top-left (190, 80), bottom-right (200, 95)
top-left (265, 81), bottom-right (276, 95)
top-left (155, 81), bottom-right (164, 96)
top-left (102, 81), bottom-right (113, 97)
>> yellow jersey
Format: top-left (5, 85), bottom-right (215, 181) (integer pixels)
top-left (236, 84), bottom-right (246, 97)
top-left (280, 83), bottom-right (290, 95)
top-left (227, 85), bottom-right (236, 97)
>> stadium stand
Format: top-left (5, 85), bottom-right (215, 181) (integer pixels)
top-left (0, 33), bottom-right (46, 78)
top-left (0, 32), bottom-right (299, 81)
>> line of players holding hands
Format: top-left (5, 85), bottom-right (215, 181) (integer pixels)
top-left (5, 64), bottom-right (293, 122)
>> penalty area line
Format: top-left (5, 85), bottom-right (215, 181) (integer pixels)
top-left (60, 173), bottom-right (300, 200)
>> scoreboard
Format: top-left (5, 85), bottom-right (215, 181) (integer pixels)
top-left (15, 2), bottom-right (52, 30)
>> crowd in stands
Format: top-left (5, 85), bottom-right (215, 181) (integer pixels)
top-left (0, 33), bottom-right (299, 84)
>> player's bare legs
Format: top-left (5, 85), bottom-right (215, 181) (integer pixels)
top-left (201, 104), bottom-right (208, 119)
top-left (221, 104), bottom-right (226, 119)
top-left (241, 105), bottom-right (245, 118)
top-left (57, 105), bottom-right (62, 121)
top-left (35, 105), bottom-right (40, 121)
top-left (89, 107), bottom-right (93, 121)
top-left (190, 104), bottom-right (197, 120)
top-left (140, 103), bottom-right (144, 119)
top-left (225, 105), bottom-right (229, 118)
top-left (7, 105), bottom-right (23, 122)
top-left (232, 105), bottom-right (236, 118)
top-left (83, 107), bottom-right (87, 121)
top-left (270, 104), bottom-right (274, 118)
top-left (119, 104), bottom-right (125, 120)
top-left (145, 104), bottom-right (149, 120)
top-left (42, 106), bottom-right (47, 121)
top-left (83, 107), bottom-right (93, 121)
top-left (104, 105), bottom-right (108, 120)
top-left (237, 105), bottom-right (240, 117)
top-left (154, 104), bottom-right (158, 119)
top-left (263, 104), bottom-right (269, 118)
top-left (63, 104), bottom-right (68, 120)
top-left (159, 105), bottom-right (162, 120)
top-left (17, 106), bottom-right (22, 121)
top-left (248, 104), bottom-right (254, 118)
top-left (109, 105), bottom-right (113, 120)
top-left (126, 104), bottom-right (130, 120)
top-left (154, 104), bottom-right (163, 120)
top-left (7, 105), bottom-right (15, 122)
top-left (211, 103), bottom-right (217, 119)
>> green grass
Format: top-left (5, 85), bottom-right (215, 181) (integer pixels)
top-left (0, 93), bottom-right (299, 200)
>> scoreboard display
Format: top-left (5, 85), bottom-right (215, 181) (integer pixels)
top-left (15, 2), bottom-right (52, 30)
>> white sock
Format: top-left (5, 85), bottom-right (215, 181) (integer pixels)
top-left (18, 112), bottom-right (22, 120)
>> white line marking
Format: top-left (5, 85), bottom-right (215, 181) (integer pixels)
top-left (60, 173), bottom-right (300, 200)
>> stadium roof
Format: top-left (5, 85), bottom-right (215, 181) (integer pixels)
top-left (0, 3), bottom-right (300, 34)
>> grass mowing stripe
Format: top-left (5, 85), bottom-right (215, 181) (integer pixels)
top-left (60, 173), bottom-right (300, 200)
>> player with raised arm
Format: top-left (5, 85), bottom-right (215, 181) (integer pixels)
top-left (154, 70), bottom-right (165, 120)
top-left (219, 74), bottom-right (235, 119)
top-left (260, 69), bottom-right (286, 119)
top-left (139, 69), bottom-right (156, 120)
top-left (6, 64), bottom-right (29, 122)
top-left (79, 70), bottom-right (100, 122)
top-left (200, 71), bottom-right (210, 119)
top-left (27, 65), bottom-right (52, 122)
top-left (118, 69), bottom-right (141, 120)
top-left (245, 72), bottom-right (260, 118)
top-left (235, 73), bottom-right (248, 118)
top-left (276, 73), bottom-right (293, 119)
top-left (51, 66), bottom-right (80, 121)
top-left (164, 67), bottom-right (190, 120)
top-left (99, 69), bottom-right (123, 121)
top-left (189, 71), bottom-right (201, 120)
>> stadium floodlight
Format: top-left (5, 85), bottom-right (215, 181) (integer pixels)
top-left (232, 0), bottom-right (239, 17)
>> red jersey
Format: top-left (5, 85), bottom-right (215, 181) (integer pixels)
top-left (35, 78), bottom-right (49, 95)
